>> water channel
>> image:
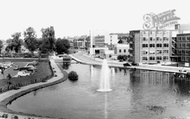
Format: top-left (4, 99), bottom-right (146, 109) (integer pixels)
top-left (7, 63), bottom-right (190, 119)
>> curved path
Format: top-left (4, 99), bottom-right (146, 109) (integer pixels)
top-left (0, 58), bottom-right (66, 119)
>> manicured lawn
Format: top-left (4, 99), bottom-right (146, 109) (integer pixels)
top-left (0, 62), bottom-right (28, 80)
top-left (0, 59), bottom-right (53, 93)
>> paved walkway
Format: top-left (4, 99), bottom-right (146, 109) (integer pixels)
top-left (0, 58), bottom-right (64, 119)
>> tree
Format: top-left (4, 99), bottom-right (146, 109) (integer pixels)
top-left (24, 27), bottom-right (38, 54)
top-left (40, 26), bottom-right (56, 54)
top-left (0, 40), bottom-right (3, 53)
top-left (118, 39), bottom-right (123, 44)
top-left (55, 38), bottom-right (70, 54)
top-left (7, 32), bottom-right (23, 53)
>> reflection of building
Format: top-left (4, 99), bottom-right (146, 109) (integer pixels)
top-left (140, 70), bottom-right (170, 84)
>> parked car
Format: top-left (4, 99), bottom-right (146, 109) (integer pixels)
top-left (131, 62), bottom-right (139, 66)
top-left (17, 70), bottom-right (31, 77)
top-left (123, 62), bottom-right (131, 67)
top-left (111, 56), bottom-right (117, 60)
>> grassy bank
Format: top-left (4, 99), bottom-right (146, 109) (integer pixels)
top-left (0, 59), bottom-right (53, 93)
top-left (0, 62), bottom-right (68, 118)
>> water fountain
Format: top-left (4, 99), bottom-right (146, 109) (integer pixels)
top-left (97, 59), bottom-right (112, 92)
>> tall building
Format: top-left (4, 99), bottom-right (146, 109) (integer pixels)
top-left (174, 33), bottom-right (190, 65)
top-left (129, 30), bottom-right (186, 64)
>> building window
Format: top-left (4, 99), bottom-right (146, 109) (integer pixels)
top-left (182, 43), bottom-right (186, 48)
top-left (186, 43), bottom-right (190, 48)
top-left (163, 50), bottom-right (169, 54)
top-left (142, 57), bottom-right (148, 60)
top-left (177, 44), bottom-right (181, 48)
top-left (156, 44), bottom-right (162, 48)
top-left (163, 37), bottom-right (168, 41)
top-left (124, 49), bottom-right (126, 53)
top-left (142, 44), bottom-right (148, 48)
top-left (142, 51), bottom-right (148, 55)
top-left (186, 50), bottom-right (190, 55)
top-left (163, 43), bottom-right (169, 47)
top-left (163, 56), bottom-right (168, 60)
top-left (182, 50), bottom-right (185, 55)
top-left (178, 37), bottom-right (181, 41)
top-left (182, 37), bottom-right (186, 41)
top-left (143, 37), bottom-right (147, 41)
top-left (149, 57), bottom-right (155, 60)
top-left (150, 37), bottom-right (153, 41)
top-left (156, 56), bottom-right (162, 60)
top-left (187, 37), bottom-right (190, 41)
top-left (156, 50), bottom-right (162, 54)
top-left (156, 37), bottom-right (159, 41)
top-left (149, 44), bottom-right (155, 48)
top-left (119, 49), bottom-right (121, 53)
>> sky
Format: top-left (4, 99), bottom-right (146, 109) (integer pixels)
top-left (0, 0), bottom-right (190, 40)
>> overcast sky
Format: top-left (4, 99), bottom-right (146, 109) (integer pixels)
top-left (0, 0), bottom-right (189, 39)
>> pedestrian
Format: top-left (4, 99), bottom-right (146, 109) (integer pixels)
top-left (7, 73), bottom-right (12, 80)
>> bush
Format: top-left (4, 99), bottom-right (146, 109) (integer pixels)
top-left (68, 71), bottom-right (78, 81)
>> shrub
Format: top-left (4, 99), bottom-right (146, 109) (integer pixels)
top-left (68, 71), bottom-right (78, 81)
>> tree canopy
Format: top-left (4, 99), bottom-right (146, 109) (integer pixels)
top-left (24, 27), bottom-right (38, 54)
top-left (55, 38), bottom-right (70, 54)
top-left (40, 26), bottom-right (56, 54)
top-left (0, 40), bottom-right (3, 53)
top-left (6, 32), bottom-right (23, 53)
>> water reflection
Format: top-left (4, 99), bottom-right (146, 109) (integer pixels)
top-left (7, 64), bottom-right (190, 119)
top-left (104, 93), bottom-right (108, 119)
top-left (174, 79), bottom-right (190, 96)
top-left (62, 62), bottom-right (70, 70)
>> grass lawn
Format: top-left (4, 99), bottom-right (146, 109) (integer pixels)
top-left (0, 62), bottom-right (28, 80)
top-left (0, 59), bottom-right (53, 93)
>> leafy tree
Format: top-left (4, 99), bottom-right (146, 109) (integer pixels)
top-left (24, 27), bottom-right (38, 54)
top-left (55, 38), bottom-right (70, 54)
top-left (7, 32), bottom-right (23, 53)
top-left (0, 40), bottom-right (3, 53)
top-left (118, 39), bottom-right (123, 44)
top-left (40, 26), bottom-right (55, 54)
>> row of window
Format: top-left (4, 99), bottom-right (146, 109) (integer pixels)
top-left (176, 50), bottom-right (190, 55)
top-left (179, 56), bottom-right (190, 62)
top-left (177, 36), bottom-right (190, 41)
top-left (142, 50), bottom-right (169, 55)
top-left (119, 49), bottom-right (127, 53)
top-left (142, 43), bottom-right (169, 48)
top-left (142, 31), bottom-right (169, 35)
top-left (176, 43), bottom-right (190, 48)
top-left (142, 37), bottom-right (169, 41)
top-left (142, 56), bottom-right (169, 60)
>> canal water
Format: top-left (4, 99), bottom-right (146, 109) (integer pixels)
top-left (7, 63), bottom-right (190, 119)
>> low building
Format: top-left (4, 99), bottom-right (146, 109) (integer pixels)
top-left (114, 44), bottom-right (129, 56)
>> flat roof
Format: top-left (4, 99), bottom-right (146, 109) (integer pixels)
top-left (177, 33), bottom-right (190, 36)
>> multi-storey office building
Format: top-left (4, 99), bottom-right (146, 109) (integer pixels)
top-left (130, 30), bottom-right (179, 64)
top-left (175, 33), bottom-right (190, 65)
